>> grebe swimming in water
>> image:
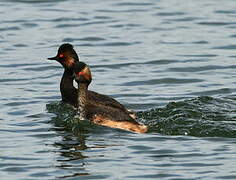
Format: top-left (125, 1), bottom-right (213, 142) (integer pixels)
top-left (73, 61), bottom-right (148, 133)
top-left (48, 44), bottom-right (78, 107)
top-left (48, 43), bottom-right (135, 118)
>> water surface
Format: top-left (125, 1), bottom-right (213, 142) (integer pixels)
top-left (1, 0), bottom-right (236, 179)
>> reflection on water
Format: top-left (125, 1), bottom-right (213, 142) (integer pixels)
top-left (53, 129), bottom-right (89, 179)
top-left (1, 0), bottom-right (236, 179)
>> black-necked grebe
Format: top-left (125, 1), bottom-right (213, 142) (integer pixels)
top-left (74, 61), bottom-right (148, 133)
top-left (48, 43), bottom-right (78, 107)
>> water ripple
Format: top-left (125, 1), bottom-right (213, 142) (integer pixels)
top-left (121, 78), bottom-right (203, 86)
top-left (63, 37), bottom-right (105, 42)
top-left (169, 65), bottom-right (231, 72)
top-left (139, 96), bottom-right (236, 137)
top-left (213, 45), bottom-right (236, 50)
top-left (114, 2), bottom-right (155, 6)
top-left (0, 26), bottom-right (20, 31)
top-left (1, 0), bottom-right (236, 179)
top-left (155, 12), bottom-right (186, 16)
top-left (198, 22), bottom-right (235, 26)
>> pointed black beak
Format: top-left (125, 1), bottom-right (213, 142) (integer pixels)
top-left (47, 56), bottom-right (58, 60)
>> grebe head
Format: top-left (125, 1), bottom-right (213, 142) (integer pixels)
top-left (74, 61), bottom-right (92, 85)
top-left (48, 43), bottom-right (79, 70)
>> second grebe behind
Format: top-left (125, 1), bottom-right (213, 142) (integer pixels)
top-left (73, 61), bottom-right (148, 133)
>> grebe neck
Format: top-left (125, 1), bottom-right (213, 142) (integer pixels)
top-left (78, 83), bottom-right (88, 120)
top-left (60, 69), bottom-right (78, 107)
top-left (61, 69), bottom-right (73, 86)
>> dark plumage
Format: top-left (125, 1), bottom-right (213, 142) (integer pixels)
top-left (74, 61), bottom-right (148, 133)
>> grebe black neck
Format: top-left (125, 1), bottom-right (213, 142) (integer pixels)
top-left (78, 83), bottom-right (88, 120)
top-left (74, 61), bottom-right (92, 120)
top-left (60, 69), bottom-right (78, 107)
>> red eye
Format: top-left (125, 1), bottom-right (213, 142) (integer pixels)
top-left (76, 71), bottom-right (84, 76)
top-left (59, 54), bottom-right (64, 58)
top-left (79, 72), bottom-right (85, 76)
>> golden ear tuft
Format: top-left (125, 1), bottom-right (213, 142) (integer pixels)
top-left (83, 66), bottom-right (92, 82)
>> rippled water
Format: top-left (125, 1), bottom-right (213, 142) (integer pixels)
top-left (1, 0), bottom-right (236, 179)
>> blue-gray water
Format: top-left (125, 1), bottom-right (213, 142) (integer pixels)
top-left (1, 0), bottom-right (236, 179)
